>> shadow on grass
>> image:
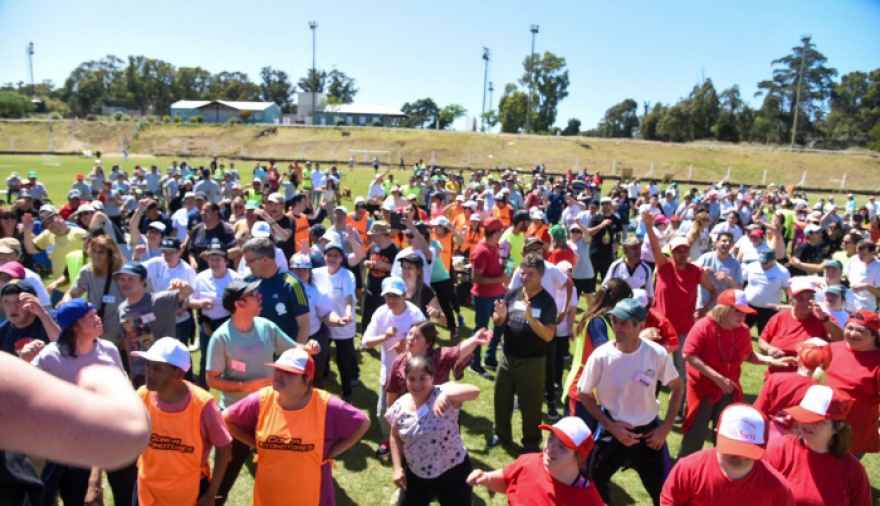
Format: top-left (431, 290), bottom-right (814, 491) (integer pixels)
top-left (608, 479), bottom-right (638, 504)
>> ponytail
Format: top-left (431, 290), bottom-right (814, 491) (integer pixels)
top-left (810, 364), bottom-right (827, 384)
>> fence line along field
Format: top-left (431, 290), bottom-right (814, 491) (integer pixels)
top-left (0, 152), bottom-right (878, 505)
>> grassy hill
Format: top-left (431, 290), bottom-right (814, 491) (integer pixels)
top-left (1, 120), bottom-right (879, 193)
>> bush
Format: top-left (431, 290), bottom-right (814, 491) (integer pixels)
top-left (335, 118), bottom-right (347, 126)
top-left (227, 117), bottom-right (240, 125)
top-left (162, 115), bottom-right (171, 123)
top-left (173, 115), bottom-right (182, 123)
top-left (112, 111), bottom-right (132, 121)
top-left (370, 119), bottom-right (384, 127)
top-left (48, 112), bottom-right (63, 120)
top-left (190, 115), bottom-right (204, 124)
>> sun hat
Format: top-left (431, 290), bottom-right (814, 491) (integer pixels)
top-left (784, 385), bottom-right (853, 424)
top-left (367, 221), bottom-right (391, 236)
top-left (0, 239), bottom-right (21, 256)
top-left (716, 404), bottom-right (769, 459)
top-left (266, 348), bottom-right (315, 379)
top-left (381, 276), bottom-right (406, 296)
top-left (717, 289), bottom-right (757, 314)
top-left (539, 416), bottom-right (595, 460)
top-left (131, 337), bottom-right (191, 372)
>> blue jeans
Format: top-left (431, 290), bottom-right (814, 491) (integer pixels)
top-left (471, 294), bottom-right (503, 366)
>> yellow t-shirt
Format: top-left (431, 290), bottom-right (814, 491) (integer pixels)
top-left (34, 227), bottom-right (87, 289)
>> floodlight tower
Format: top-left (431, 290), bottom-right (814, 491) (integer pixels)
top-left (309, 21), bottom-right (318, 126)
top-left (525, 25), bottom-right (539, 133)
top-left (481, 47), bottom-right (490, 132)
top-left (27, 43), bottom-right (35, 97)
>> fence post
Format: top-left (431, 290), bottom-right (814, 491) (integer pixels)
top-left (47, 123), bottom-right (54, 152)
top-left (841, 173), bottom-right (847, 190)
top-left (797, 172), bottom-right (807, 187)
top-left (10, 136), bottom-right (14, 151)
top-left (612, 160), bottom-right (617, 176)
top-left (688, 164), bottom-right (693, 181)
top-left (301, 147), bottom-right (306, 160)
top-left (183, 140), bottom-right (189, 156)
top-left (240, 144), bottom-right (246, 157)
top-left (430, 151), bottom-right (436, 165)
top-left (762, 170), bottom-right (768, 186)
top-left (213, 142), bottom-right (217, 157)
top-left (725, 167), bottom-right (732, 182)
top-left (270, 144), bottom-right (274, 158)
top-left (466, 152), bottom-right (470, 166)
top-left (573, 158), bottom-right (579, 171)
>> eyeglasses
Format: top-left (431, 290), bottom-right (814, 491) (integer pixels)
top-left (571, 230), bottom-right (582, 234)
top-left (243, 255), bottom-right (265, 266)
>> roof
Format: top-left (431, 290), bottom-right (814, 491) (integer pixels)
top-left (322, 104), bottom-right (406, 117)
top-left (170, 100), bottom-right (278, 112)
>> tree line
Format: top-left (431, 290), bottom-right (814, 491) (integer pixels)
top-left (583, 37), bottom-right (880, 151)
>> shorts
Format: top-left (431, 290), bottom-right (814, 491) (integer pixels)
top-left (574, 277), bottom-right (596, 296)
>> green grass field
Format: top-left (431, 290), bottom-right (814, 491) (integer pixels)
top-left (1, 153), bottom-right (877, 505)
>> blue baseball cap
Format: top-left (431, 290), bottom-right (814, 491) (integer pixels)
top-left (607, 298), bottom-right (647, 323)
top-left (56, 299), bottom-right (96, 335)
top-left (114, 261), bottom-right (147, 278)
top-left (381, 276), bottom-right (406, 297)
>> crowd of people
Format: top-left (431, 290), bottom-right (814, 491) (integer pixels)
top-left (0, 157), bottom-right (878, 505)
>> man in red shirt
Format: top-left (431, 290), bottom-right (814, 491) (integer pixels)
top-left (644, 211), bottom-right (717, 416)
top-left (661, 404), bottom-right (795, 506)
top-left (470, 217), bottom-right (508, 377)
top-left (758, 277), bottom-right (843, 373)
top-left (58, 190), bottom-right (82, 221)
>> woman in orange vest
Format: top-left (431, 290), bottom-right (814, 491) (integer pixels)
top-left (223, 348), bottom-right (371, 506)
top-left (133, 337), bottom-right (232, 506)
top-left (525, 212), bottom-right (551, 259)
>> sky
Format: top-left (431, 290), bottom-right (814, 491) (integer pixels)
top-left (1, 0), bottom-right (878, 130)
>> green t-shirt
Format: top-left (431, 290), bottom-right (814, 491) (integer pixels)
top-left (500, 228), bottom-right (526, 265)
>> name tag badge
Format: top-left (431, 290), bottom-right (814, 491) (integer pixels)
top-left (511, 301), bottom-right (527, 312)
top-left (634, 372), bottom-right (652, 387)
top-left (46, 245), bottom-right (54, 254)
top-left (531, 308), bottom-right (542, 319)
top-left (231, 360), bottom-right (247, 373)
top-left (140, 313), bottom-right (156, 323)
top-left (102, 295), bottom-right (116, 304)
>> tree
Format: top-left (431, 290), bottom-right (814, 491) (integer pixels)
top-left (481, 110), bottom-right (499, 131)
top-left (755, 36), bottom-right (838, 144)
top-left (61, 55), bottom-right (125, 116)
top-left (438, 104), bottom-right (466, 130)
top-left (174, 67), bottom-right (213, 101)
top-left (657, 103), bottom-right (692, 142)
top-left (208, 71), bottom-right (260, 101)
top-left (520, 51), bottom-right (569, 132)
top-left (0, 91), bottom-right (34, 118)
top-left (826, 69), bottom-right (880, 143)
top-left (640, 103), bottom-right (668, 141)
top-left (561, 118), bottom-right (581, 136)
top-left (599, 99), bottom-right (639, 138)
top-left (325, 70), bottom-right (358, 104)
top-left (401, 98), bottom-right (440, 128)
top-left (684, 79), bottom-right (720, 140)
top-left (259, 67), bottom-right (295, 112)
top-left (497, 83), bottom-right (532, 133)
top-left (297, 69), bottom-right (327, 93)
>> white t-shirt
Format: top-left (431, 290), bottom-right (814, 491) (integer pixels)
top-left (734, 235), bottom-right (770, 265)
top-left (193, 268), bottom-right (243, 320)
top-left (390, 246), bottom-right (435, 286)
top-left (302, 281), bottom-right (334, 335)
top-left (743, 262), bottom-right (791, 308)
top-left (362, 302), bottom-right (426, 385)
top-left (555, 287), bottom-right (578, 337)
top-left (171, 207), bottom-right (195, 243)
top-left (843, 258), bottom-right (880, 312)
top-left (578, 339), bottom-right (678, 427)
top-left (143, 257), bottom-right (197, 323)
top-left (509, 260), bottom-right (569, 303)
top-left (24, 268), bottom-right (52, 307)
top-left (602, 258), bottom-right (655, 298)
top-left (311, 267), bottom-right (356, 340)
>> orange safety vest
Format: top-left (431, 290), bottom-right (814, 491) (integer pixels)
top-left (347, 213), bottom-right (370, 252)
top-left (461, 227), bottom-right (482, 257)
top-left (254, 387), bottom-right (331, 506)
top-left (434, 229), bottom-right (455, 271)
top-left (291, 213), bottom-right (311, 253)
top-left (492, 205), bottom-right (513, 228)
top-left (137, 382), bottom-right (214, 506)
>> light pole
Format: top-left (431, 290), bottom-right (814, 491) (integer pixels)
top-left (27, 43), bottom-right (35, 97)
top-left (481, 47), bottom-right (490, 132)
top-left (525, 25), bottom-right (539, 133)
top-left (309, 21), bottom-right (318, 126)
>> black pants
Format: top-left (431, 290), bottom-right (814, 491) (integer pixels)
top-left (747, 305), bottom-right (776, 336)
top-left (546, 335), bottom-right (568, 404)
top-left (590, 418), bottom-right (664, 506)
top-left (361, 291), bottom-right (383, 334)
top-left (326, 338), bottom-right (357, 397)
top-left (397, 455), bottom-right (472, 506)
top-left (41, 461), bottom-right (137, 506)
top-left (592, 254), bottom-right (614, 284)
top-left (310, 325), bottom-right (330, 389)
top-left (431, 278), bottom-right (458, 332)
top-left (216, 439), bottom-right (254, 506)
top-left (198, 315), bottom-right (229, 390)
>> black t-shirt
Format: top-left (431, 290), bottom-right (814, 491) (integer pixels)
top-left (138, 212), bottom-right (173, 235)
top-left (0, 319), bottom-right (50, 356)
top-left (274, 215), bottom-right (298, 261)
top-left (589, 212), bottom-right (622, 257)
top-left (790, 242), bottom-right (827, 277)
top-left (187, 221), bottom-right (237, 271)
top-left (819, 230), bottom-right (843, 256)
top-left (501, 287), bottom-right (557, 358)
top-left (0, 451), bottom-right (43, 506)
top-left (366, 242), bottom-right (401, 296)
top-left (407, 284), bottom-right (436, 319)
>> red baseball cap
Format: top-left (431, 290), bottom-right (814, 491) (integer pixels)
top-left (539, 416), bottom-right (595, 460)
top-left (748, 228), bottom-right (764, 238)
top-left (0, 262), bottom-right (26, 279)
top-left (785, 385), bottom-right (853, 424)
top-left (847, 310), bottom-right (880, 335)
top-left (716, 404), bottom-right (769, 459)
top-left (717, 289), bottom-right (757, 314)
top-left (266, 348), bottom-right (315, 379)
top-left (483, 217), bottom-right (505, 234)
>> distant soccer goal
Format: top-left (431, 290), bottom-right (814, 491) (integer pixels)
top-left (349, 150), bottom-right (392, 165)
top-left (41, 154), bottom-right (61, 166)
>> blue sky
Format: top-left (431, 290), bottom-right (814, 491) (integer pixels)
top-left (1, 0), bottom-right (878, 130)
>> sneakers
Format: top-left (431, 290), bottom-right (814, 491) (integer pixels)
top-left (469, 363), bottom-right (490, 378)
top-left (450, 328), bottom-right (459, 340)
top-left (457, 314), bottom-right (465, 328)
top-left (376, 441), bottom-right (391, 458)
top-left (547, 403), bottom-right (560, 421)
top-left (487, 436), bottom-right (504, 449)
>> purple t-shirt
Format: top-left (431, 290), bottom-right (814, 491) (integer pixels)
top-left (31, 339), bottom-right (124, 383)
top-left (224, 390), bottom-right (367, 506)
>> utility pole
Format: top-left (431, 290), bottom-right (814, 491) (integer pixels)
top-left (27, 43), bottom-right (35, 97)
top-left (309, 21), bottom-right (318, 126)
top-left (526, 25), bottom-right (539, 133)
top-left (481, 47), bottom-right (490, 132)
top-left (790, 35), bottom-right (810, 149)
top-left (488, 82), bottom-right (495, 119)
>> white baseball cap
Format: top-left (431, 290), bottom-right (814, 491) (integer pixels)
top-left (131, 337), bottom-right (191, 372)
top-left (430, 216), bottom-right (449, 228)
top-left (252, 221), bottom-right (273, 238)
top-left (266, 348), bottom-right (315, 379)
top-left (716, 404), bottom-right (768, 459)
top-left (784, 385), bottom-right (853, 424)
top-left (147, 221), bottom-right (167, 232)
top-left (668, 236), bottom-right (690, 252)
top-left (539, 416), bottom-right (595, 460)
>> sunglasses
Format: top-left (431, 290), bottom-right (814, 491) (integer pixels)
top-left (571, 229), bottom-right (582, 234)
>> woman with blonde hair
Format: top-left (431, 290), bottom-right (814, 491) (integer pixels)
top-left (754, 338), bottom-right (832, 440)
